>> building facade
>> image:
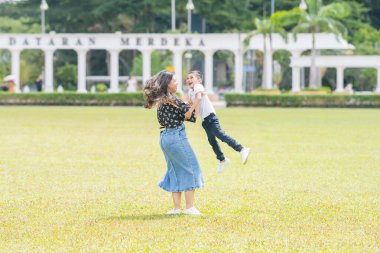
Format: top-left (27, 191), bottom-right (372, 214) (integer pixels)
top-left (0, 33), bottom-right (356, 93)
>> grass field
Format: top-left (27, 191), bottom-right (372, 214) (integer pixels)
top-left (0, 107), bottom-right (379, 252)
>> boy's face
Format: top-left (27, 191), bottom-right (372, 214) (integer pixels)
top-left (186, 74), bottom-right (199, 89)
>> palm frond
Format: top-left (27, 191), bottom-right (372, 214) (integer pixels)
top-left (275, 27), bottom-right (289, 42)
top-left (330, 19), bottom-right (348, 36)
top-left (271, 8), bottom-right (301, 27)
top-left (320, 2), bottom-right (350, 19)
top-left (243, 30), bottom-right (261, 48)
top-left (292, 23), bottom-right (312, 36)
top-left (307, 0), bottom-right (322, 16)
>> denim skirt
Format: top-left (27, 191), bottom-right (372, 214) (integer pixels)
top-left (159, 124), bottom-right (204, 192)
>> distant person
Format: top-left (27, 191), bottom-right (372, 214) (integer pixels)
top-left (2, 75), bottom-right (16, 93)
top-left (1, 82), bottom-right (9, 91)
top-left (185, 70), bottom-right (251, 173)
top-left (35, 75), bottom-right (43, 92)
top-left (7, 80), bottom-right (15, 93)
top-left (143, 70), bottom-right (204, 215)
top-left (344, 84), bottom-right (354, 94)
top-left (126, 76), bottom-right (137, 92)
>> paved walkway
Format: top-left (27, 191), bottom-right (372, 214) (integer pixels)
top-left (212, 100), bottom-right (227, 108)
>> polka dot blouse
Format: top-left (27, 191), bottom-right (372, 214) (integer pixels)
top-left (157, 95), bottom-right (196, 128)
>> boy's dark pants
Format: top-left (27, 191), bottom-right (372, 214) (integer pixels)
top-left (201, 113), bottom-right (243, 162)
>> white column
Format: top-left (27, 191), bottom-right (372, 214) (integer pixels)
top-left (109, 49), bottom-right (120, 93)
top-left (234, 50), bottom-right (243, 93)
top-left (76, 49), bottom-right (88, 93)
top-left (376, 68), bottom-right (380, 93)
top-left (292, 67), bottom-right (301, 92)
top-left (142, 50), bottom-right (152, 87)
top-left (290, 51), bottom-right (302, 93)
top-left (336, 67), bottom-right (344, 92)
top-left (11, 49), bottom-right (21, 93)
top-left (173, 50), bottom-right (183, 92)
top-left (264, 49), bottom-right (273, 89)
top-left (44, 49), bottom-right (54, 92)
top-left (300, 67), bottom-right (305, 89)
top-left (204, 50), bottom-right (214, 93)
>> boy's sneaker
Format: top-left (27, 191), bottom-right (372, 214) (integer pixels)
top-left (240, 147), bottom-right (251, 164)
top-left (183, 207), bottom-right (203, 215)
top-left (217, 158), bottom-right (231, 173)
top-left (167, 209), bottom-right (181, 215)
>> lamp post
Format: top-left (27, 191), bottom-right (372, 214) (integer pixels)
top-left (299, 0), bottom-right (307, 11)
top-left (40, 0), bottom-right (48, 33)
top-left (271, 0), bottom-right (275, 15)
top-left (299, 0), bottom-right (307, 88)
top-left (186, 0), bottom-right (194, 33)
top-left (171, 0), bottom-right (175, 31)
top-left (184, 51), bottom-right (192, 76)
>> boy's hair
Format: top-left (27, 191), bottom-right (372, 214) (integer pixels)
top-left (189, 70), bottom-right (203, 82)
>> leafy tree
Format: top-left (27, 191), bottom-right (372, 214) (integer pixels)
top-left (56, 63), bottom-right (77, 90)
top-left (20, 50), bottom-right (44, 87)
top-left (0, 50), bottom-right (11, 83)
top-left (0, 17), bottom-right (40, 33)
top-left (2, 0), bottom-right (380, 92)
top-left (244, 15), bottom-right (288, 88)
top-left (360, 0), bottom-right (380, 29)
top-left (292, 0), bottom-right (349, 88)
top-left (338, 1), bottom-right (380, 55)
top-left (130, 51), bottom-right (172, 77)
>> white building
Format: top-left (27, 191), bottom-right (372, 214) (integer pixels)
top-left (4, 33), bottom-right (375, 93)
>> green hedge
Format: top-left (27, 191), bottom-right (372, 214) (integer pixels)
top-left (2, 92), bottom-right (380, 108)
top-left (0, 92), bottom-right (145, 106)
top-left (224, 93), bottom-right (380, 108)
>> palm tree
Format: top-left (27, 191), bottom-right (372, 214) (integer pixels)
top-left (244, 11), bottom-right (294, 88)
top-left (292, 0), bottom-right (349, 89)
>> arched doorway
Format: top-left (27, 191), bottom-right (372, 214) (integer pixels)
top-left (20, 49), bottom-right (44, 91)
top-left (54, 49), bottom-right (77, 91)
top-left (119, 50), bottom-right (142, 91)
top-left (0, 49), bottom-right (11, 91)
top-left (213, 50), bottom-right (234, 94)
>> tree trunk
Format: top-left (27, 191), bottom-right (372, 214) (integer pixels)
top-left (316, 49), bottom-right (322, 88)
top-left (261, 35), bottom-right (267, 88)
top-left (309, 32), bottom-right (317, 89)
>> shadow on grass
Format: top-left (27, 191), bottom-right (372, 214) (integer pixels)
top-left (104, 214), bottom-right (191, 221)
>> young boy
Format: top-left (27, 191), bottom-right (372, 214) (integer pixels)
top-left (185, 70), bottom-right (251, 173)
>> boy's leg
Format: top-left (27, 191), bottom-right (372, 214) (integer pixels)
top-left (207, 114), bottom-right (243, 152)
top-left (202, 121), bottom-right (225, 161)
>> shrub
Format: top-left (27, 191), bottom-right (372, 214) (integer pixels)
top-left (56, 64), bottom-right (77, 91)
top-left (224, 93), bottom-right (380, 108)
top-left (302, 86), bottom-right (332, 93)
top-left (96, 83), bottom-right (108, 92)
top-left (0, 92), bottom-right (145, 106)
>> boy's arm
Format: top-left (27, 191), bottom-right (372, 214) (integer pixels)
top-left (185, 92), bottom-right (202, 119)
top-left (183, 93), bottom-right (192, 105)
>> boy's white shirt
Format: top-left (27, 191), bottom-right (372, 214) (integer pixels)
top-left (188, 83), bottom-right (215, 119)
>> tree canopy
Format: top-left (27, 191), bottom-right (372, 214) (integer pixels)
top-left (1, 0), bottom-right (380, 91)
top-left (1, 0), bottom-right (379, 50)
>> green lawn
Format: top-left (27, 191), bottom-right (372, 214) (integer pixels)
top-left (0, 107), bottom-right (379, 252)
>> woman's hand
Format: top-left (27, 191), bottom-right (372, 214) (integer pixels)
top-left (184, 111), bottom-right (192, 119)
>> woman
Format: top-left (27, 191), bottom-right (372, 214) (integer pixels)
top-left (144, 70), bottom-right (204, 215)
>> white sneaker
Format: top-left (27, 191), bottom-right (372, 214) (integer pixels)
top-left (240, 147), bottom-right (251, 164)
top-left (167, 209), bottom-right (181, 215)
top-left (217, 158), bottom-right (231, 173)
top-left (183, 206), bottom-right (203, 215)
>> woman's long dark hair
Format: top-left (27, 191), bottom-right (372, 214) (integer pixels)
top-left (143, 70), bottom-right (176, 109)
